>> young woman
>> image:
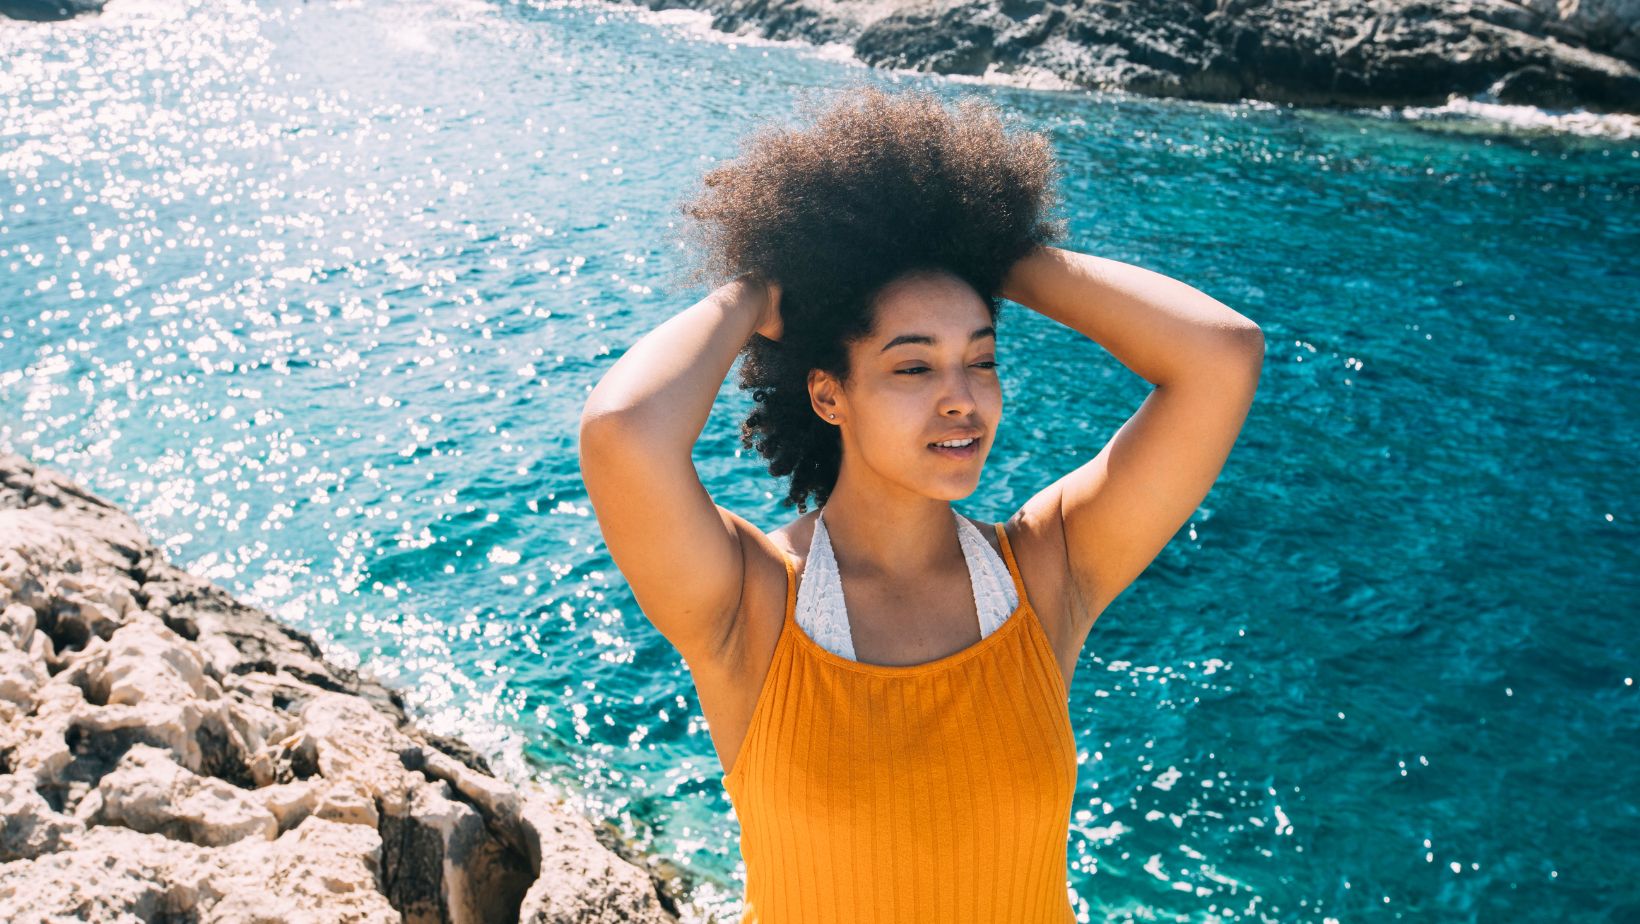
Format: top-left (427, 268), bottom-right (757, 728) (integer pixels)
top-left (578, 84), bottom-right (1263, 922)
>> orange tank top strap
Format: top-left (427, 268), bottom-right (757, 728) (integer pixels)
top-left (781, 548), bottom-right (797, 623)
top-left (994, 520), bottom-right (1070, 705)
top-left (992, 520), bottom-right (1031, 608)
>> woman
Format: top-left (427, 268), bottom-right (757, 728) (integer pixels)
top-left (578, 84), bottom-right (1263, 922)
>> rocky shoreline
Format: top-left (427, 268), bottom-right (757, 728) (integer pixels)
top-left (639, 0), bottom-right (1640, 114)
top-left (0, 451), bottom-right (687, 923)
top-left (5, 0), bottom-right (1636, 114)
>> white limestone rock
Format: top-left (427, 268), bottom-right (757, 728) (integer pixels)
top-left (1, 451), bottom-right (684, 921)
top-left (0, 773), bottom-right (84, 862)
top-left (0, 629), bottom-right (47, 706)
top-left (85, 743), bottom-right (277, 847)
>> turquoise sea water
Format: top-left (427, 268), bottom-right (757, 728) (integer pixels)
top-left (3, 0), bottom-right (1637, 919)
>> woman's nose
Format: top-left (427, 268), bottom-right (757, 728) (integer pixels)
top-left (939, 374), bottom-right (977, 415)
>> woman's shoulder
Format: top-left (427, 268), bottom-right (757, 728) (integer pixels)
top-left (697, 509), bottom-right (814, 681)
top-left (766, 509), bottom-right (817, 572)
top-left (992, 505), bottom-right (1084, 651)
top-left (735, 508), bottom-right (817, 627)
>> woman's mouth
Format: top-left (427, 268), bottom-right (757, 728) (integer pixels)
top-left (928, 437), bottom-right (980, 459)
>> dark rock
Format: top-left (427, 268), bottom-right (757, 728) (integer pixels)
top-left (664, 0), bottom-right (1640, 113)
top-left (377, 797), bottom-right (451, 919)
top-left (423, 731), bottom-right (494, 776)
top-left (0, 0), bottom-right (106, 21)
top-left (857, 5), bottom-right (1004, 76)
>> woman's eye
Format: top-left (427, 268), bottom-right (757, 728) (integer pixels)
top-left (895, 362), bottom-right (997, 375)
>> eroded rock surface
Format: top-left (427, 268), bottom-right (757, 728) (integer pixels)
top-left (0, 451), bottom-right (681, 923)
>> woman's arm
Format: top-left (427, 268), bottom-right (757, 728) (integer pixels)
top-left (1001, 245), bottom-right (1262, 387)
top-left (1000, 245), bottom-right (1264, 630)
top-left (578, 276), bottom-right (778, 663)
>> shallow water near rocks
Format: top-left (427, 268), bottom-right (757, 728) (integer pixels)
top-left (3, 0), bottom-right (1637, 919)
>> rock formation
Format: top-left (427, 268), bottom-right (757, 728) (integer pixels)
top-left (641, 0), bottom-right (1640, 113)
top-left (0, 451), bottom-right (686, 923)
top-left (6, 0), bottom-right (1635, 113)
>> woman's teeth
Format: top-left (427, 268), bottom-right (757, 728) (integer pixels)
top-left (931, 438), bottom-right (976, 448)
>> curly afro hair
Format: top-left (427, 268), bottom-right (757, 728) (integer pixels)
top-left (668, 82), bottom-right (1068, 513)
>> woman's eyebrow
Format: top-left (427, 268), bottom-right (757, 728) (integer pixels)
top-left (880, 326), bottom-right (996, 353)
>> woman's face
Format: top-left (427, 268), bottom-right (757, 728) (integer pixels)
top-left (813, 269), bottom-right (1002, 501)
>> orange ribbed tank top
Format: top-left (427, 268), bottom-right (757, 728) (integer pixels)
top-left (722, 522), bottom-right (1077, 922)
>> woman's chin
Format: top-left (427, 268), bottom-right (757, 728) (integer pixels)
top-left (926, 471), bottom-right (984, 500)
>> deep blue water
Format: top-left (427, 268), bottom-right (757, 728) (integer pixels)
top-left (3, 0), bottom-right (1637, 919)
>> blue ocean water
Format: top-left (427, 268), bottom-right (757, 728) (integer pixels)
top-left (2, 0), bottom-right (1637, 919)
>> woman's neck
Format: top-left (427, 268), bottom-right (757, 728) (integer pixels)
top-left (819, 480), bottom-right (964, 580)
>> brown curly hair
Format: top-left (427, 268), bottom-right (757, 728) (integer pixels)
top-left (666, 82), bottom-right (1068, 513)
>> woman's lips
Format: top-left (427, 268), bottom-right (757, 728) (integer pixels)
top-left (928, 439), bottom-right (980, 459)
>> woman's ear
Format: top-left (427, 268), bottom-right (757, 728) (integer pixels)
top-left (808, 370), bottom-right (841, 424)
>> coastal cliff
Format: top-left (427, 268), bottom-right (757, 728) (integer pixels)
top-left (0, 451), bottom-right (685, 923)
top-left (641, 0), bottom-right (1640, 113)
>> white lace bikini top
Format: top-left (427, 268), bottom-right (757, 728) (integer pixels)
top-left (796, 505), bottom-right (1021, 661)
